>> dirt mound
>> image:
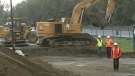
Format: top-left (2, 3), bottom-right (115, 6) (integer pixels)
top-left (0, 45), bottom-right (78, 76)
top-left (17, 45), bottom-right (134, 58)
top-left (18, 46), bottom-right (98, 57)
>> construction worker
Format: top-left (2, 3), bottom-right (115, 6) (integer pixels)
top-left (97, 35), bottom-right (103, 58)
top-left (111, 42), bottom-right (122, 71)
top-left (106, 35), bottom-right (114, 58)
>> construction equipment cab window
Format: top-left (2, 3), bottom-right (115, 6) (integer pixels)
top-left (13, 19), bottom-right (22, 32)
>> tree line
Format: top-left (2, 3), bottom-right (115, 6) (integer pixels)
top-left (0, 0), bottom-right (135, 26)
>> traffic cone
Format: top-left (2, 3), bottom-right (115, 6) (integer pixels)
top-left (24, 53), bottom-right (29, 57)
top-left (116, 29), bottom-right (119, 35)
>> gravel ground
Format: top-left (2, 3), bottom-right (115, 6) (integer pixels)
top-left (39, 56), bottom-right (135, 76)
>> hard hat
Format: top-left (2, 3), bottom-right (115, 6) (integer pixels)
top-left (98, 35), bottom-right (101, 38)
top-left (114, 42), bottom-right (118, 45)
top-left (107, 35), bottom-right (110, 38)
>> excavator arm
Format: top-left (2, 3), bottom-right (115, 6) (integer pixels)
top-left (90, 0), bottom-right (116, 29)
top-left (105, 0), bottom-right (116, 23)
top-left (70, 0), bottom-right (116, 29)
top-left (70, 0), bottom-right (99, 24)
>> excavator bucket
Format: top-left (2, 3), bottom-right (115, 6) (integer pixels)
top-left (90, 14), bottom-right (108, 29)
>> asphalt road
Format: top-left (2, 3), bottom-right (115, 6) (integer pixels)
top-left (83, 29), bottom-right (133, 38)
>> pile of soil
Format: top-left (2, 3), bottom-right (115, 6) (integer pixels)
top-left (19, 46), bottom-right (98, 57)
top-left (18, 44), bottom-right (106, 57)
top-left (0, 45), bottom-right (78, 76)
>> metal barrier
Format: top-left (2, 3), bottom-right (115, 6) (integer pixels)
top-left (133, 25), bottom-right (135, 52)
top-left (83, 25), bottom-right (133, 38)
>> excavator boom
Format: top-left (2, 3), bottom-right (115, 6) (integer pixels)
top-left (105, 0), bottom-right (116, 22)
top-left (70, 0), bottom-right (116, 29)
top-left (70, 0), bottom-right (99, 24)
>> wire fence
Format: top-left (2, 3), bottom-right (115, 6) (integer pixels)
top-left (82, 25), bottom-right (133, 38)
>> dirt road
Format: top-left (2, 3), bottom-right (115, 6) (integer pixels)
top-left (38, 56), bottom-right (135, 76)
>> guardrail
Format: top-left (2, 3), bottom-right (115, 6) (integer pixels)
top-left (82, 25), bottom-right (133, 38)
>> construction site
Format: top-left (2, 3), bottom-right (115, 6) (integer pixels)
top-left (0, 0), bottom-right (135, 76)
top-left (0, 44), bottom-right (135, 76)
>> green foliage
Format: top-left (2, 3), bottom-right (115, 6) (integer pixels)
top-left (112, 0), bottom-right (135, 26)
top-left (0, 4), bottom-right (8, 25)
top-left (132, 14), bottom-right (135, 23)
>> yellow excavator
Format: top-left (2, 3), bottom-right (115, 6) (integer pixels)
top-left (36, 0), bottom-right (115, 47)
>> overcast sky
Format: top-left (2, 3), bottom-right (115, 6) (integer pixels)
top-left (1, 0), bottom-right (23, 5)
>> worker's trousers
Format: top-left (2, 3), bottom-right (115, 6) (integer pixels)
top-left (113, 58), bottom-right (119, 70)
top-left (97, 47), bottom-right (102, 58)
top-left (106, 47), bottom-right (111, 58)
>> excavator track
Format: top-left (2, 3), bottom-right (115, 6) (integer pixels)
top-left (39, 33), bottom-right (96, 47)
top-left (1, 40), bottom-right (29, 47)
top-left (49, 38), bottom-right (91, 47)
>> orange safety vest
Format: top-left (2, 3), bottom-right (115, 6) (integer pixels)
top-left (111, 47), bottom-right (122, 59)
top-left (106, 39), bottom-right (113, 47)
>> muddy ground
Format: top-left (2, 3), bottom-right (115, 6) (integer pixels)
top-left (24, 45), bottom-right (135, 76)
top-left (1, 44), bottom-right (135, 76)
top-left (31, 56), bottom-right (135, 76)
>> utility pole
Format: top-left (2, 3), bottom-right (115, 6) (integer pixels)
top-left (10, 0), bottom-right (15, 51)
